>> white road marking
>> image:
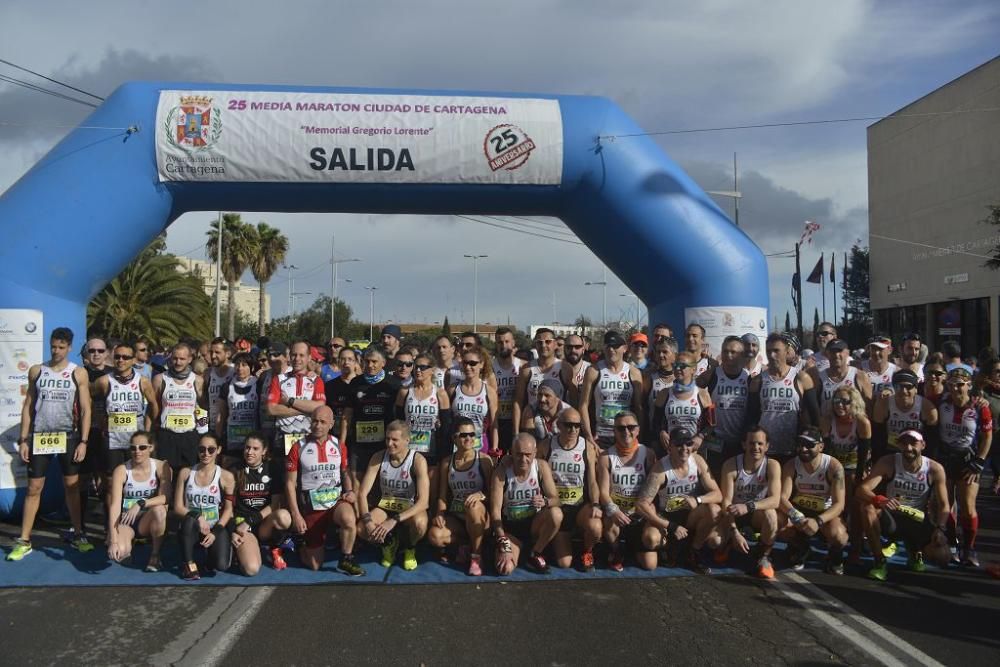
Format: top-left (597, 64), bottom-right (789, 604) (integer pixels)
top-left (775, 572), bottom-right (946, 667)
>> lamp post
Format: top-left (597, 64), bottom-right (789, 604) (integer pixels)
top-left (291, 291), bottom-right (312, 316)
top-left (214, 211), bottom-right (223, 337)
top-left (364, 286), bottom-right (378, 343)
top-left (707, 153), bottom-right (742, 227)
top-left (584, 267), bottom-right (608, 329)
top-left (463, 254), bottom-right (488, 333)
top-left (283, 263), bottom-right (299, 318)
top-left (330, 234), bottom-right (362, 338)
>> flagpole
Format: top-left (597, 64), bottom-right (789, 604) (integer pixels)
top-left (821, 252), bottom-right (826, 322)
top-left (832, 254), bottom-right (837, 327)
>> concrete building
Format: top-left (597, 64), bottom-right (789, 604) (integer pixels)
top-left (175, 256), bottom-right (271, 324)
top-left (868, 56), bottom-right (1000, 356)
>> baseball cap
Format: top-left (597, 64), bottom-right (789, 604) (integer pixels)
top-left (604, 330), bottom-right (626, 348)
top-left (797, 427), bottom-right (823, 447)
top-left (868, 335), bottom-right (892, 349)
top-left (380, 324), bottom-right (403, 340)
top-left (825, 338), bottom-right (848, 352)
top-left (898, 430), bottom-right (924, 443)
top-left (669, 426), bottom-right (697, 443)
top-left (269, 341), bottom-right (288, 356)
top-left (629, 332), bottom-right (648, 346)
top-left (946, 363), bottom-right (973, 377)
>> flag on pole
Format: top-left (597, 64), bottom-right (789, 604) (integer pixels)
top-left (829, 253), bottom-right (835, 282)
top-left (806, 253), bottom-right (824, 284)
top-left (800, 220), bottom-right (821, 245)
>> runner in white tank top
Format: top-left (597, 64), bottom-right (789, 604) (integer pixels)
top-left (106, 431), bottom-right (171, 570)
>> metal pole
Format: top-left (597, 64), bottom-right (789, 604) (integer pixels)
top-left (733, 153), bottom-right (740, 228)
top-left (290, 277), bottom-right (296, 318)
top-left (473, 258), bottom-right (479, 334)
top-left (602, 267), bottom-right (607, 329)
top-left (214, 211), bottom-right (222, 336)
top-left (821, 252), bottom-right (827, 322)
top-left (794, 243), bottom-right (804, 341)
top-left (330, 235), bottom-right (336, 339)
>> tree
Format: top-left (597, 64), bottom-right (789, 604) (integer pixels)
top-left (248, 222), bottom-right (289, 338)
top-left (812, 307), bottom-right (820, 345)
top-left (573, 315), bottom-right (593, 333)
top-left (206, 213), bottom-right (257, 340)
top-left (441, 317), bottom-right (451, 337)
top-left (981, 204), bottom-right (1000, 268)
top-left (784, 310), bottom-right (791, 333)
top-left (88, 241), bottom-right (213, 347)
top-left (841, 243), bottom-right (871, 348)
top-left (268, 296), bottom-right (356, 344)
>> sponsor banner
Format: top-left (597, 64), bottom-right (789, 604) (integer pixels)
top-left (0, 310), bottom-right (43, 489)
top-left (685, 306), bottom-right (768, 359)
top-left (155, 91), bottom-right (563, 185)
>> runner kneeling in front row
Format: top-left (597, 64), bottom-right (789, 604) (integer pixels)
top-left (539, 407), bottom-right (603, 572)
top-left (857, 430), bottom-right (950, 581)
top-left (636, 426), bottom-right (723, 574)
top-left (285, 407), bottom-right (363, 575)
top-left (230, 433), bottom-right (293, 576)
top-left (358, 420), bottom-right (430, 571)
top-left (598, 411), bottom-right (657, 571)
top-left (107, 430), bottom-right (172, 572)
top-left (490, 433), bottom-right (563, 575)
top-left (717, 425), bottom-right (782, 579)
top-left (428, 417), bottom-right (494, 576)
top-left (174, 434), bottom-right (235, 580)
top-left (777, 427), bottom-right (848, 574)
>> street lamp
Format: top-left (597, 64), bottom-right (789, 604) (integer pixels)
top-left (708, 153), bottom-right (742, 227)
top-left (364, 286), bottom-right (378, 342)
top-left (584, 267), bottom-right (608, 329)
top-left (463, 254), bottom-right (488, 333)
top-left (330, 234), bottom-right (362, 338)
top-left (283, 263), bottom-right (299, 318)
top-left (620, 292), bottom-right (642, 329)
top-left (291, 291), bottom-right (312, 317)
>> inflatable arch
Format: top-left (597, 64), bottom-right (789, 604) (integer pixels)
top-left (0, 81), bottom-right (768, 343)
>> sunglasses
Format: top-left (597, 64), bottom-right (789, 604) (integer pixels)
top-left (926, 370), bottom-right (946, 378)
top-left (894, 383), bottom-right (916, 391)
top-left (129, 444), bottom-right (151, 452)
top-left (114, 354), bottom-right (134, 361)
top-left (672, 440), bottom-right (695, 447)
top-left (136, 347), bottom-right (148, 352)
top-left (456, 432), bottom-right (477, 439)
top-left (902, 333), bottom-right (921, 342)
top-left (797, 441), bottom-right (820, 449)
top-left (832, 398), bottom-right (851, 406)
top-left (198, 446), bottom-right (218, 455)
top-left (87, 348), bottom-right (106, 354)
top-left (415, 364), bottom-right (433, 372)
top-left (568, 344), bottom-right (584, 350)
top-left (672, 363), bottom-right (691, 370)
top-left (614, 424), bottom-right (640, 432)
top-left (398, 361), bottom-right (414, 368)
top-left (462, 360), bottom-right (480, 367)
top-left (817, 330), bottom-right (835, 337)
top-left (560, 421), bottom-right (583, 429)
top-left (329, 343), bottom-right (344, 349)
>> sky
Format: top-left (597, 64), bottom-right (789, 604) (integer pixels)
top-left (2, 0), bottom-right (999, 334)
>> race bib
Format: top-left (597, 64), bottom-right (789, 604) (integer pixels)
top-left (378, 496), bottom-right (413, 513)
top-left (833, 449), bottom-right (858, 469)
top-left (792, 494), bottom-right (826, 513)
top-left (357, 420), bottom-right (385, 444)
top-left (558, 486), bottom-right (584, 505)
top-left (663, 495), bottom-right (689, 513)
top-left (283, 432), bottom-right (306, 455)
top-left (122, 497), bottom-right (142, 512)
top-left (227, 425), bottom-right (253, 449)
top-left (108, 413), bottom-right (137, 433)
top-left (165, 414), bottom-right (194, 431)
top-left (32, 432), bottom-right (67, 455)
top-left (497, 400), bottom-right (513, 420)
top-left (449, 497), bottom-right (467, 514)
top-left (195, 407), bottom-right (209, 434)
top-left (200, 506), bottom-right (220, 526)
top-left (611, 493), bottom-right (637, 514)
top-left (308, 486), bottom-right (341, 510)
top-left (505, 503), bottom-right (535, 521)
top-left (599, 401), bottom-right (627, 424)
top-left (896, 504), bottom-right (925, 523)
top-left (409, 430), bottom-right (432, 453)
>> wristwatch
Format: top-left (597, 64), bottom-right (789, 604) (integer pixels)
top-left (137, 498), bottom-right (147, 509)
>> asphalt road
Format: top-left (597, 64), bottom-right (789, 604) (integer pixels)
top-left (1, 487), bottom-right (998, 666)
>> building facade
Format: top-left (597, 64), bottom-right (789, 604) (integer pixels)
top-left (175, 256), bottom-right (271, 324)
top-left (868, 56), bottom-right (1000, 357)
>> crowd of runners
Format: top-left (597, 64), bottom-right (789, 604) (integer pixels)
top-left (5, 320), bottom-right (998, 582)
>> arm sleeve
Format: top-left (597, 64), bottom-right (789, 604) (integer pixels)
top-left (801, 387), bottom-right (820, 426)
top-left (339, 442), bottom-right (350, 471)
top-left (856, 437), bottom-right (871, 481)
top-left (311, 378), bottom-right (326, 402)
top-left (745, 390), bottom-right (761, 428)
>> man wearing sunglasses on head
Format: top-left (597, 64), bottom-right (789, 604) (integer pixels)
top-left (937, 364), bottom-right (992, 567)
top-left (579, 330), bottom-right (644, 451)
top-left (872, 369), bottom-right (938, 461)
top-left (537, 407), bottom-right (602, 571)
top-left (512, 328), bottom-right (564, 437)
top-left (778, 427), bottom-right (848, 574)
top-left (93, 341), bottom-right (159, 505)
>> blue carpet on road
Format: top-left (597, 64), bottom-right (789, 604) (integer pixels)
top-left (0, 538), bottom-right (918, 587)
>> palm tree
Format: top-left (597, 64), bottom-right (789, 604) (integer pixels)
top-left (248, 222), bottom-right (289, 337)
top-left (88, 251), bottom-right (214, 346)
top-left (206, 214), bottom-right (257, 340)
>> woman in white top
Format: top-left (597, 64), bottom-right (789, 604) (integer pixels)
top-left (173, 434), bottom-right (236, 580)
top-left (450, 347), bottom-right (500, 456)
top-left (107, 430), bottom-right (173, 572)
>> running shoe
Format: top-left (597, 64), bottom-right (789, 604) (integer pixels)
top-left (182, 563), bottom-right (201, 581)
top-left (880, 541), bottom-right (898, 559)
top-left (579, 549), bottom-right (595, 573)
top-left (608, 549), bottom-right (625, 573)
top-left (907, 551), bottom-right (926, 573)
top-left (824, 559), bottom-right (844, 576)
top-left (71, 535), bottom-right (95, 553)
top-left (337, 557), bottom-right (366, 577)
top-left (467, 554), bottom-right (483, 577)
top-left (689, 549), bottom-right (711, 575)
top-left (436, 548), bottom-right (451, 565)
top-left (526, 551), bottom-right (550, 574)
top-left (270, 547), bottom-right (287, 571)
top-left (867, 561), bottom-right (888, 582)
top-left (402, 548), bottom-right (418, 571)
top-left (949, 546), bottom-right (961, 566)
top-left (278, 535), bottom-right (297, 553)
top-left (713, 545), bottom-right (730, 565)
top-left (144, 555), bottom-right (161, 573)
top-left (962, 549), bottom-right (980, 568)
top-left (756, 555), bottom-right (775, 580)
top-left (5, 538), bottom-right (32, 562)
top-left (380, 534), bottom-right (399, 568)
